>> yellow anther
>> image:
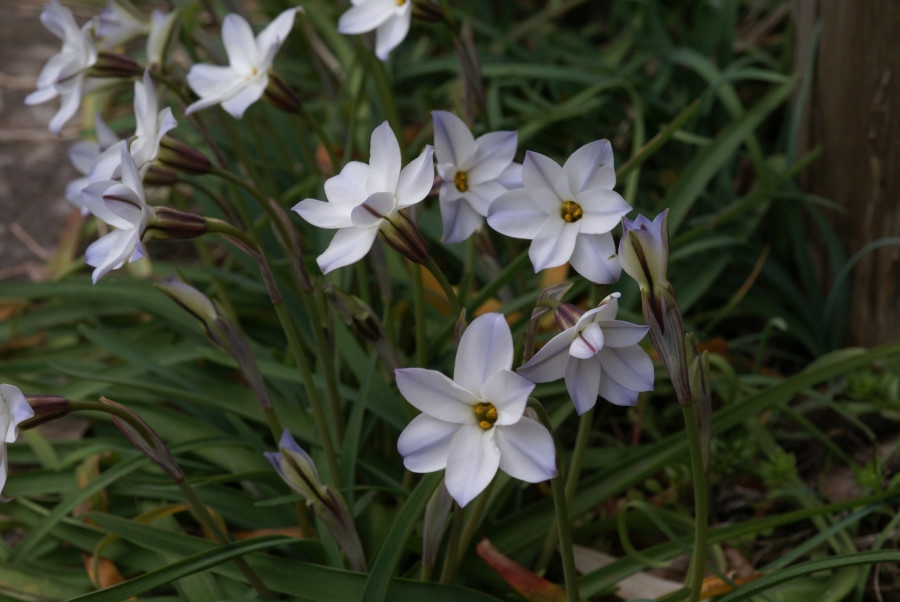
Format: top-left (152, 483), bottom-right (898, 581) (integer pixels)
top-left (453, 171), bottom-right (469, 192)
top-left (397, 0), bottom-right (406, 5)
top-left (474, 402), bottom-right (498, 430)
top-left (561, 200), bottom-right (583, 223)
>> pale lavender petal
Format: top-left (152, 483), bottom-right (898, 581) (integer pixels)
top-left (597, 372), bottom-right (639, 406)
top-left (292, 198), bottom-right (354, 229)
top-left (454, 313), bottom-right (514, 396)
top-left (467, 130), bottom-right (517, 183)
top-left (324, 161), bottom-right (370, 205)
top-left (495, 418), bottom-right (557, 482)
top-left (337, 0), bottom-right (398, 34)
top-left (374, 9), bottom-right (411, 61)
top-left (444, 424), bottom-right (500, 507)
top-left (351, 191), bottom-right (395, 228)
top-left (316, 226), bottom-right (379, 273)
top-left (432, 110), bottom-right (475, 167)
top-left (496, 161), bottom-right (523, 189)
top-left (86, 228), bottom-right (139, 283)
top-left (565, 357), bottom-right (601, 415)
top-left (569, 232), bottom-right (621, 284)
top-left (569, 322), bottom-right (604, 359)
top-left (599, 320), bottom-right (650, 348)
top-left (440, 197), bottom-right (483, 244)
top-left (517, 330), bottom-right (572, 383)
top-left (529, 221), bottom-right (578, 272)
top-left (480, 370), bottom-right (533, 426)
top-left (396, 145), bottom-right (434, 207)
top-left (578, 189), bottom-right (632, 234)
top-left (397, 414), bottom-right (459, 472)
top-left (464, 180), bottom-right (507, 216)
top-left (395, 367), bottom-right (478, 422)
top-left (598, 345), bottom-right (654, 393)
top-left (366, 121), bottom-right (401, 193)
top-left (486, 188), bottom-right (547, 239)
top-left (563, 139), bottom-right (615, 194)
top-left (1, 384), bottom-right (34, 442)
top-left (523, 150), bottom-right (571, 206)
top-left (49, 86), bottom-right (83, 136)
top-left (69, 140), bottom-right (100, 174)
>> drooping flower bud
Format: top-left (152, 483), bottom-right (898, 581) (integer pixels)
top-left (553, 303), bottom-right (584, 331)
top-left (20, 395), bottom-right (70, 430)
top-left (379, 209), bottom-right (430, 265)
top-left (157, 136), bottom-right (212, 175)
top-left (263, 71), bottom-right (302, 114)
top-left (266, 431), bottom-right (367, 572)
top-left (89, 51), bottom-right (142, 78)
top-left (101, 396), bottom-right (183, 482)
top-left (142, 165), bottom-right (177, 187)
top-left (325, 285), bottom-right (381, 342)
top-left (686, 334), bottom-right (712, 470)
top-left (147, 207), bottom-right (208, 240)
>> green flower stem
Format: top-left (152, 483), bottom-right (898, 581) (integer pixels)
top-left (454, 479), bottom-right (495, 569)
top-left (411, 262), bottom-right (427, 367)
top-left (423, 255), bottom-right (461, 317)
top-left (528, 400), bottom-right (579, 602)
top-left (204, 217), bottom-right (261, 252)
top-left (457, 237), bottom-right (477, 304)
top-left (367, 50), bottom-right (401, 141)
top-left (295, 103), bottom-right (339, 174)
top-left (535, 408), bottom-right (593, 573)
top-left (682, 401), bottom-right (709, 602)
top-left (439, 504), bottom-right (464, 584)
top-left (310, 284), bottom-right (345, 445)
top-left (222, 118), bottom-right (266, 198)
top-left (272, 299), bottom-right (343, 489)
top-left (209, 164), bottom-right (268, 207)
top-left (68, 401), bottom-right (274, 599)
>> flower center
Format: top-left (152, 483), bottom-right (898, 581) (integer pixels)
top-left (560, 200), bottom-right (583, 223)
top-left (453, 170), bottom-right (469, 192)
top-left (397, 0), bottom-right (406, 5)
top-left (473, 402), bottom-right (498, 430)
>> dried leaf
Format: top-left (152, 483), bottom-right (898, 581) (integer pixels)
top-left (477, 538), bottom-right (567, 602)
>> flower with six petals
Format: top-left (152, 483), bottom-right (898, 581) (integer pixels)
top-left (432, 110), bottom-right (522, 243)
top-left (338, 0), bottom-right (412, 61)
top-left (518, 293), bottom-right (654, 415)
top-left (293, 121), bottom-right (434, 273)
top-left (487, 140), bottom-right (631, 284)
top-left (185, 8), bottom-right (299, 118)
top-left (24, 0), bottom-right (98, 135)
top-left (66, 113), bottom-right (119, 214)
top-left (395, 313), bottom-right (557, 507)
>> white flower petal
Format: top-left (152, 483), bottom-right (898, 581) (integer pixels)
top-left (338, 0), bottom-right (399, 34)
top-left (597, 372), bottom-right (639, 406)
top-left (440, 197), bottom-right (483, 244)
top-left (221, 13), bottom-right (260, 75)
top-left (432, 110), bottom-right (475, 167)
top-left (69, 140), bottom-right (100, 174)
top-left (396, 145), bottom-right (434, 208)
top-left (517, 330), bottom-right (573, 383)
top-left (255, 7), bottom-right (299, 58)
top-left (395, 367), bottom-right (478, 421)
top-left (444, 424), bottom-right (500, 507)
top-left (487, 188), bottom-right (548, 239)
top-left (49, 85), bottom-right (83, 136)
top-left (578, 189), bottom-right (632, 234)
top-left (454, 313), bottom-right (514, 396)
top-left (351, 191), bottom-right (395, 228)
top-left (86, 228), bottom-right (139, 283)
top-left (186, 63), bottom-right (238, 99)
top-left (480, 370), bottom-right (533, 426)
top-left (569, 232), bottom-right (622, 284)
top-left (495, 418), bottom-right (557, 482)
top-left (497, 161), bottom-right (523, 189)
top-left (565, 357), bottom-right (601, 415)
top-left (599, 321), bottom-right (650, 348)
top-left (82, 181), bottom-right (141, 229)
top-left (583, 293), bottom-right (620, 324)
top-left (366, 121), bottom-right (401, 193)
top-left (292, 198), bottom-right (354, 229)
top-left (219, 74), bottom-right (268, 118)
top-left (374, 9), bottom-right (411, 61)
top-left (316, 226), bottom-right (379, 273)
top-left (0, 384), bottom-right (35, 443)
top-left (529, 221), bottom-right (578, 272)
top-left (523, 150), bottom-right (571, 206)
top-left (467, 131), bottom-right (517, 183)
top-left (464, 180), bottom-right (507, 216)
top-left (563, 139), bottom-right (615, 194)
top-left (598, 345), bottom-right (655, 393)
top-left (397, 414), bottom-right (460, 473)
top-left (324, 161), bottom-right (370, 205)
top-left (569, 322), bottom-right (604, 359)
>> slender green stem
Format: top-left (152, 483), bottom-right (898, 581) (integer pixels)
top-left (209, 165), bottom-right (268, 206)
top-left (682, 401), bottom-right (709, 602)
top-left (310, 285), bottom-right (345, 445)
top-left (439, 504), bottom-right (464, 584)
top-left (273, 300), bottom-right (343, 489)
top-left (368, 51), bottom-right (401, 138)
top-left (411, 262), bottom-right (427, 367)
top-left (528, 400), bottom-right (578, 602)
top-left (457, 237), bottom-right (477, 305)
top-left (455, 479), bottom-right (494, 568)
top-left (423, 255), bottom-right (461, 317)
top-left (295, 104), bottom-right (339, 173)
top-left (205, 217), bottom-right (260, 251)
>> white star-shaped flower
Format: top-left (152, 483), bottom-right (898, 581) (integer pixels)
top-left (432, 110), bottom-right (522, 243)
top-left (97, 0), bottom-right (149, 49)
top-left (337, 0), bottom-right (412, 61)
top-left (185, 8), bottom-right (299, 118)
top-left (518, 293), bottom-right (654, 415)
top-left (82, 144), bottom-right (155, 283)
top-left (66, 113), bottom-right (119, 214)
top-left (395, 313), bottom-right (557, 507)
top-left (292, 121), bottom-right (434, 273)
top-left (487, 140), bottom-right (632, 284)
top-left (0, 384), bottom-right (36, 500)
top-left (24, 0), bottom-right (98, 135)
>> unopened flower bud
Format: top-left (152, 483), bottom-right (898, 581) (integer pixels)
top-left (554, 303), bottom-right (583, 331)
top-left (619, 210), bottom-right (669, 296)
top-left (325, 285), bottom-right (381, 341)
top-left (687, 334), bottom-right (712, 470)
top-left (157, 136), bottom-right (212, 175)
top-left (147, 207), bottom-right (207, 240)
top-left (102, 396), bottom-right (183, 481)
top-left (155, 276), bottom-right (217, 324)
top-left (263, 71), bottom-right (301, 114)
top-left (266, 431), bottom-right (367, 572)
top-left (412, 0), bottom-right (445, 23)
top-left (143, 165), bottom-right (177, 187)
top-left (89, 51), bottom-right (142, 78)
top-left (379, 209), bottom-right (429, 264)
top-left (20, 395), bottom-right (70, 430)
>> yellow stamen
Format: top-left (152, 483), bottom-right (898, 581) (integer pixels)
top-left (474, 402), bottom-right (498, 430)
top-left (397, 0), bottom-right (406, 5)
top-left (453, 170), bottom-right (469, 192)
top-left (560, 200), bottom-right (583, 223)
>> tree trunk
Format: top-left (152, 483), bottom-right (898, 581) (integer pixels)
top-left (792, 0), bottom-right (900, 347)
